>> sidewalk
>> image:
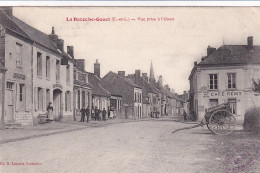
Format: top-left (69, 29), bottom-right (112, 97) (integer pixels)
top-left (0, 122), bottom-right (87, 145)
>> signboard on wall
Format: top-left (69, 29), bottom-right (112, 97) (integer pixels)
top-left (203, 91), bottom-right (243, 98)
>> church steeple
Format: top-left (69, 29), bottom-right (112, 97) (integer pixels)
top-left (149, 61), bottom-right (155, 83)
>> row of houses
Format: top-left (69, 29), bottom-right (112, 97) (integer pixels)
top-left (189, 36), bottom-right (260, 122)
top-left (0, 7), bottom-right (184, 126)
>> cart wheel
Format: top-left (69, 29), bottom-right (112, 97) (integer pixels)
top-left (207, 109), bottom-right (236, 135)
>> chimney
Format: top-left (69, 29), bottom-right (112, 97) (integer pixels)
top-left (142, 73), bottom-right (148, 82)
top-left (0, 7), bottom-right (13, 16)
top-left (48, 27), bottom-right (58, 47)
top-left (94, 59), bottom-right (100, 78)
top-left (159, 75), bottom-right (163, 85)
top-left (247, 36), bottom-right (253, 52)
top-left (194, 61), bottom-right (197, 66)
top-left (57, 39), bottom-right (64, 52)
top-left (118, 71), bottom-right (125, 78)
top-left (135, 70), bottom-right (141, 83)
top-left (207, 46), bottom-right (216, 56)
top-left (67, 46), bottom-right (74, 59)
top-left (76, 59), bottom-right (85, 71)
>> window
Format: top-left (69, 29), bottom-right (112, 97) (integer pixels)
top-left (76, 72), bottom-right (79, 81)
top-left (46, 56), bottom-right (50, 78)
top-left (37, 88), bottom-right (43, 111)
top-left (209, 74), bottom-right (218, 90)
top-left (87, 92), bottom-right (90, 107)
top-left (228, 73), bottom-right (236, 89)
top-left (16, 43), bottom-right (22, 68)
top-left (46, 89), bottom-right (50, 109)
top-left (7, 82), bottom-right (13, 90)
top-left (65, 91), bottom-right (71, 111)
top-left (56, 60), bottom-right (60, 81)
top-left (77, 90), bottom-right (80, 109)
top-left (37, 52), bottom-right (42, 76)
top-left (85, 74), bottom-right (89, 83)
top-left (228, 99), bottom-right (236, 114)
top-left (19, 84), bottom-right (25, 110)
top-left (66, 65), bottom-right (70, 83)
top-left (209, 99), bottom-right (218, 108)
top-left (82, 91), bottom-right (85, 107)
top-left (134, 93), bottom-right (137, 102)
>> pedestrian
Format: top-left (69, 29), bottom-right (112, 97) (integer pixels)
top-left (85, 106), bottom-right (90, 123)
top-left (94, 106), bottom-right (99, 121)
top-left (91, 106), bottom-right (95, 120)
top-left (102, 108), bottom-right (107, 121)
top-left (183, 110), bottom-right (187, 121)
top-left (80, 107), bottom-right (85, 122)
top-left (97, 109), bottom-right (101, 121)
top-left (47, 102), bottom-right (54, 121)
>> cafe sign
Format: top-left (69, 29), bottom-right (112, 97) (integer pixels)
top-left (203, 91), bottom-right (243, 98)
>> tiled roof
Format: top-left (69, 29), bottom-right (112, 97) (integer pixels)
top-left (0, 10), bottom-right (30, 40)
top-left (199, 45), bottom-right (260, 66)
top-left (101, 71), bottom-right (143, 98)
top-left (87, 72), bottom-right (110, 97)
top-left (11, 16), bottom-right (60, 54)
top-left (127, 75), bottom-right (157, 95)
top-left (103, 71), bottom-right (141, 89)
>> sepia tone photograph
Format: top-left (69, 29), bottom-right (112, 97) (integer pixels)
top-left (0, 6), bottom-right (260, 173)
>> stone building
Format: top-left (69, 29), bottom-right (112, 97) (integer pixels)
top-left (0, 8), bottom-right (34, 125)
top-left (0, 8), bottom-right (74, 125)
top-left (127, 70), bottom-right (158, 118)
top-left (0, 63), bottom-right (7, 126)
top-left (189, 36), bottom-right (260, 122)
top-left (87, 60), bottom-right (110, 119)
top-left (102, 71), bottom-right (142, 119)
top-left (73, 58), bottom-right (92, 120)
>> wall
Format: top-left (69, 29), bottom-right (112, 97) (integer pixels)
top-left (5, 34), bottom-right (33, 126)
top-left (32, 44), bottom-right (74, 124)
top-left (194, 65), bottom-right (260, 123)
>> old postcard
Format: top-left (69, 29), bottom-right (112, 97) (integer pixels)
top-left (0, 6), bottom-right (259, 173)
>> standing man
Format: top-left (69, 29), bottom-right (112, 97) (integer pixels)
top-left (80, 107), bottom-right (85, 122)
top-left (85, 106), bottom-right (90, 123)
top-left (102, 108), bottom-right (107, 121)
top-left (94, 106), bottom-right (98, 121)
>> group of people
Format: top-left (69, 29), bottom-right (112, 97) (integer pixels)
top-left (80, 106), bottom-right (90, 122)
top-left (80, 106), bottom-right (107, 122)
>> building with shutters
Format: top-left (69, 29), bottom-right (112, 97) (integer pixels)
top-left (0, 7), bottom-right (75, 125)
top-left (0, 8), bottom-right (34, 125)
top-left (189, 36), bottom-right (260, 122)
top-left (87, 60), bottom-right (110, 119)
top-left (102, 71), bottom-right (142, 119)
top-left (73, 59), bottom-right (92, 120)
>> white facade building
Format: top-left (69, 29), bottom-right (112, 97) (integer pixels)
top-left (189, 37), bottom-right (260, 123)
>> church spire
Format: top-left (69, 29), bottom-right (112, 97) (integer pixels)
top-left (149, 61), bottom-right (155, 82)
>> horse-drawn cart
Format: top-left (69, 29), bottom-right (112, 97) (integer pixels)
top-left (203, 103), bottom-right (236, 135)
top-left (172, 103), bottom-right (236, 135)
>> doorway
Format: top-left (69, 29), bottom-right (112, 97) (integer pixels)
top-left (53, 89), bottom-right (62, 120)
top-left (5, 82), bottom-right (14, 122)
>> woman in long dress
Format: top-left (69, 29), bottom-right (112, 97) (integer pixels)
top-left (47, 102), bottom-right (54, 121)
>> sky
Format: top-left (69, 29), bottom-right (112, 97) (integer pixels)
top-left (13, 7), bottom-right (260, 94)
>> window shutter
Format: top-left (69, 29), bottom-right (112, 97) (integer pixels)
top-left (15, 83), bottom-right (19, 111)
top-left (34, 87), bottom-right (38, 111)
top-left (42, 89), bottom-right (46, 111)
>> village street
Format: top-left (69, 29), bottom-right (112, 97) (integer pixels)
top-left (0, 118), bottom-right (219, 173)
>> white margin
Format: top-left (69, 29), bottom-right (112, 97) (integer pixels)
top-left (0, 1), bottom-right (260, 7)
